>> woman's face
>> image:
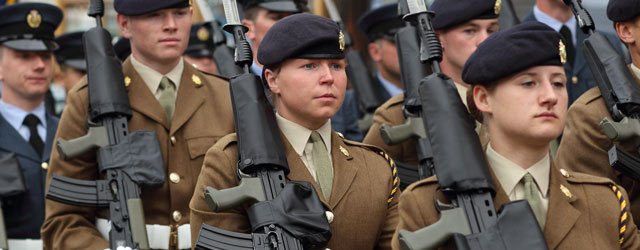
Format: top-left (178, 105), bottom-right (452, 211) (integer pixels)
top-left (474, 65), bottom-right (568, 146)
top-left (265, 58), bottom-right (347, 129)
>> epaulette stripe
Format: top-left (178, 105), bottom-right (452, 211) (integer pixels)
top-left (379, 151), bottom-right (400, 205)
top-left (612, 185), bottom-right (629, 245)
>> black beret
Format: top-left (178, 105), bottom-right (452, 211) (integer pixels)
top-left (239, 0), bottom-right (308, 13)
top-left (185, 22), bottom-right (215, 58)
top-left (55, 32), bottom-right (87, 71)
top-left (358, 3), bottom-right (404, 41)
top-left (258, 13), bottom-right (345, 67)
top-left (0, 3), bottom-right (62, 51)
top-left (607, 0), bottom-right (640, 22)
top-left (462, 21), bottom-right (565, 86)
top-left (113, 37), bottom-right (131, 62)
top-left (114, 0), bottom-right (191, 16)
top-left (430, 0), bottom-right (499, 30)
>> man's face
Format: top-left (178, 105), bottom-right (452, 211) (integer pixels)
top-left (368, 38), bottom-right (401, 84)
top-left (0, 47), bottom-right (53, 104)
top-left (439, 19), bottom-right (499, 79)
top-left (243, 8), bottom-right (294, 62)
top-left (118, 7), bottom-right (192, 66)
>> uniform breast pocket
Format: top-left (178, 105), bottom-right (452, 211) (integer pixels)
top-left (0, 153), bottom-right (27, 197)
top-left (186, 136), bottom-right (219, 161)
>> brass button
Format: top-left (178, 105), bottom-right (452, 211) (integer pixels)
top-left (41, 162), bottom-right (49, 170)
top-left (560, 169), bottom-right (571, 178)
top-left (325, 211), bottom-right (334, 223)
top-left (572, 76), bottom-right (578, 85)
top-left (172, 211), bottom-right (182, 222)
top-left (169, 173), bottom-right (180, 184)
top-left (170, 136), bottom-right (176, 145)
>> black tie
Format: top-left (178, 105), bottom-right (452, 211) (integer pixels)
top-left (23, 114), bottom-right (44, 157)
top-left (559, 25), bottom-right (575, 66)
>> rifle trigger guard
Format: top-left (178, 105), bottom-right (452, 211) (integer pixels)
top-left (434, 198), bottom-right (456, 213)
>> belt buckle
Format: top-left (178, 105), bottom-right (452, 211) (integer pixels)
top-left (170, 224), bottom-right (178, 250)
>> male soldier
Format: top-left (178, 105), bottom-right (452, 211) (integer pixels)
top-left (555, 0), bottom-right (640, 220)
top-left (41, 0), bottom-right (235, 249)
top-left (363, 0), bottom-right (499, 167)
top-left (0, 3), bottom-right (61, 249)
top-left (184, 22), bottom-right (218, 75)
top-left (358, 3), bottom-right (404, 101)
top-left (190, 13), bottom-right (399, 249)
top-left (523, 0), bottom-right (625, 105)
top-left (239, 0), bottom-right (307, 76)
top-left (54, 31), bottom-right (86, 93)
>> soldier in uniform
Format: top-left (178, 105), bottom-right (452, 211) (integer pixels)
top-left (190, 13), bottom-right (399, 249)
top-left (54, 31), bottom-right (86, 93)
top-left (41, 0), bottom-right (235, 249)
top-left (0, 3), bottom-right (61, 249)
top-left (393, 21), bottom-right (640, 249)
top-left (358, 3), bottom-right (405, 101)
top-left (363, 0), bottom-right (499, 168)
top-left (555, 0), bottom-right (640, 220)
top-left (239, 0), bottom-right (307, 76)
top-left (184, 22), bottom-right (218, 75)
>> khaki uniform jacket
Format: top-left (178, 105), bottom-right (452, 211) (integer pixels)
top-left (190, 132), bottom-right (400, 250)
top-left (41, 59), bottom-right (235, 249)
top-left (392, 163), bottom-right (640, 250)
top-left (363, 94), bottom-right (489, 168)
top-left (556, 84), bottom-right (640, 219)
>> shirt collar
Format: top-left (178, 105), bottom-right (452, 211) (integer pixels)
top-left (131, 55), bottom-right (184, 93)
top-left (486, 143), bottom-right (550, 197)
top-left (631, 63), bottom-right (640, 79)
top-left (276, 113), bottom-right (332, 156)
top-left (251, 61), bottom-right (264, 77)
top-left (377, 72), bottom-right (403, 97)
top-left (0, 99), bottom-right (46, 131)
top-left (453, 81), bottom-right (468, 106)
top-left (533, 6), bottom-right (577, 46)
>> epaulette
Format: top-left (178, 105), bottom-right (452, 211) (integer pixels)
top-left (343, 140), bottom-right (399, 205)
top-left (381, 94), bottom-right (405, 110)
top-left (212, 133), bottom-right (238, 151)
top-left (577, 87), bottom-right (604, 106)
top-left (559, 168), bottom-right (629, 245)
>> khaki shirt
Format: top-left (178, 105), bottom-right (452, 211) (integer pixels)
top-left (276, 113), bottom-right (332, 180)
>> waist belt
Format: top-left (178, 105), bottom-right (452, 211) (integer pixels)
top-left (96, 218), bottom-right (191, 249)
top-left (7, 239), bottom-right (43, 250)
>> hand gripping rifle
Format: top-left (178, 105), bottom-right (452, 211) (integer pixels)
top-left (323, 0), bottom-right (388, 133)
top-left (563, 0), bottom-right (640, 180)
top-left (195, 0), bottom-right (244, 78)
top-left (195, 1), bottom-right (331, 249)
top-left (45, 0), bottom-right (165, 249)
top-left (396, 1), bottom-right (548, 249)
top-left (380, 0), bottom-right (433, 189)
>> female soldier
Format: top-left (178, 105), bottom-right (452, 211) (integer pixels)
top-left (392, 21), bottom-right (640, 249)
top-left (190, 13), bottom-right (399, 249)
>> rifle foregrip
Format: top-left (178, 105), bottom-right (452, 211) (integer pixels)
top-left (204, 177), bottom-right (265, 212)
top-left (399, 207), bottom-right (471, 250)
top-left (57, 126), bottom-right (109, 160)
top-left (46, 175), bottom-right (109, 207)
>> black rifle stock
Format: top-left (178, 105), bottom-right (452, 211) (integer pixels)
top-left (195, 2), bottom-right (330, 249)
top-left (45, 0), bottom-right (165, 249)
top-left (396, 1), bottom-right (548, 249)
top-left (324, 0), bottom-right (387, 132)
top-left (563, 0), bottom-right (640, 181)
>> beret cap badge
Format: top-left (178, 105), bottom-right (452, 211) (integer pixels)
top-left (197, 26), bottom-right (209, 42)
top-left (494, 0), bottom-right (501, 15)
top-left (27, 9), bottom-right (42, 29)
top-left (559, 40), bottom-right (567, 65)
top-left (338, 31), bottom-right (345, 52)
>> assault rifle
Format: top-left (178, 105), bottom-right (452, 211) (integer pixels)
top-left (380, 0), bottom-right (433, 188)
top-left (45, 0), bottom-right (165, 249)
top-left (323, 0), bottom-right (387, 133)
top-left (195, 0), bottom-right (331, 249)
top-left (563, 0), bottom-right (640, 180)
top-left (396, 0), bottom-right (548, 249)
top-left (195, 0), bottom-right (243, 78)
